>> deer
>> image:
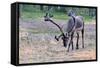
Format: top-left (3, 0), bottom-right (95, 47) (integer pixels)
top-left (44, 11), bottom-right (84, 52)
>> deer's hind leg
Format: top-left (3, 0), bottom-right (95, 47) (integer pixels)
top-left (76, 32), bottom-right (79, 49)
top-left (82, 29), bottom-right (84, 48)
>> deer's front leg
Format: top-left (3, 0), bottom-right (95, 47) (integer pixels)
top-left (67, 32), bottom-right (74, 52)
top-left (55, 34), bottom-right (62, 41)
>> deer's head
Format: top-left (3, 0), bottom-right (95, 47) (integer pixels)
top-left (68, 10), bottom-right (76, 17)
top-left (62, 32), bottom-right (70, 47)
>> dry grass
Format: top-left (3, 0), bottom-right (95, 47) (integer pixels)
top-left (19, 20), bottom-right (96, 64)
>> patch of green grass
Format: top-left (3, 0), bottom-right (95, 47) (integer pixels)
top-left (21, 11), bottom-right (94, 23)
top-left (21, 11), bottom-right (69, 20)
top-left (52, 12), bottom-right (69, 20)
top-left (21, 11), bottom-right (45, 20)
top-left (84, 16), bottom-right (95, 23)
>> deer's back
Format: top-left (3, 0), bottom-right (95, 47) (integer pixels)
top-left (66, 16), bottom-right (84, 33)
top-left (75, 16), bottom-right (84, 29)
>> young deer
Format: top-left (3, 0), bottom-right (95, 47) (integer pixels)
top-left (44, 11), bottom-right (84, 51)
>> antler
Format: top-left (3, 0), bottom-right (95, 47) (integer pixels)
top-left (44, 12), bottom-right (65, 40)
top-left (49, 19), bottom-right (65, 36)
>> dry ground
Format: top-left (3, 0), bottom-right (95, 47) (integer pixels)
top-left (19, 19), bottom-right (96, 64)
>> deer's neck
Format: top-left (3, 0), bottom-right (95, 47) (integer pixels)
top-left (67, 16), bottom-right (76, 34)
top-left (72, 16), bottom-right (76, 23)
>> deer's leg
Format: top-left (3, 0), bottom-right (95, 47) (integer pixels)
top-left (67, 32), bottom-right (74, 52)
top-left (71, 32), bottom-right (74, 50)
top-left (76, 32), bottom-right (79, 49)
top-left (63, 37), bottom-right (67, 48)
top-left (82, 29), bottom-right (84, 48)
top-left (67, 42), bottom-right (71, 52)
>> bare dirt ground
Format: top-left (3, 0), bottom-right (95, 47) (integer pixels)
top-left (19, 19), bottom-right (96, 64)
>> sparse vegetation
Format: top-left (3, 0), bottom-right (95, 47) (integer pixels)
top-left (19, 4), bottom-right (96, 64)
